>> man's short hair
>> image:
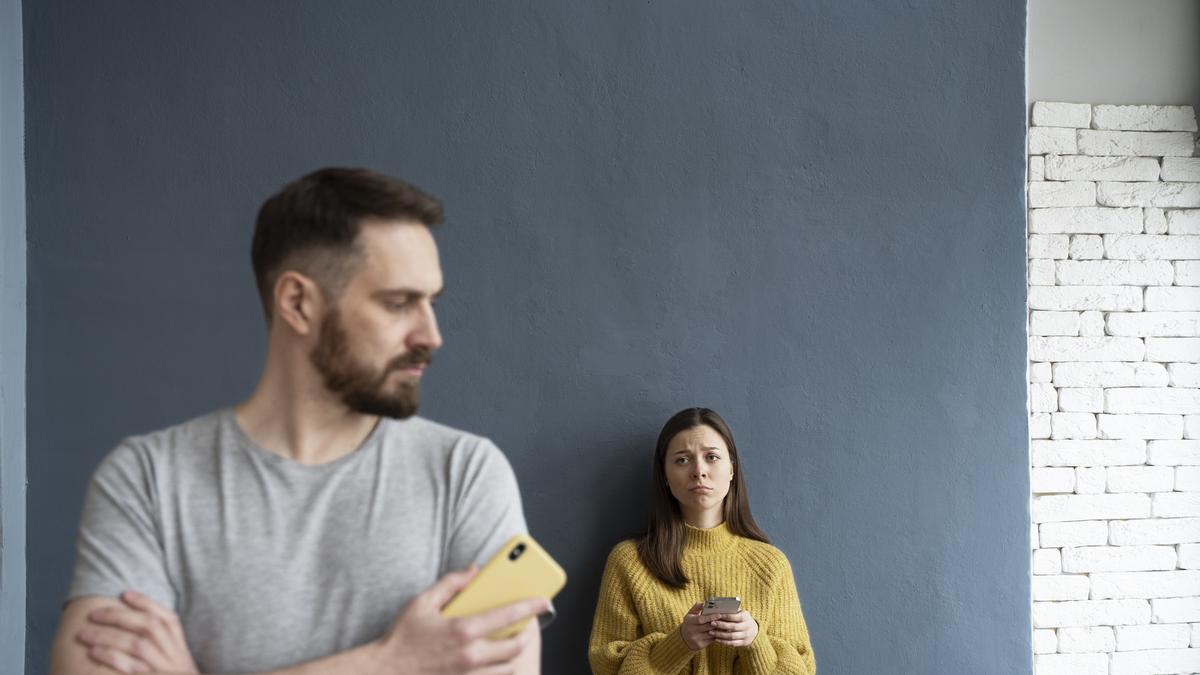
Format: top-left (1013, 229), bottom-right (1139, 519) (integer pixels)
top-left (251, 167), bottom-right (444, 321)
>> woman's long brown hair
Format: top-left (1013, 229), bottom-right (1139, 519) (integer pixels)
top-left (636, 407), bottom-right (771, 588)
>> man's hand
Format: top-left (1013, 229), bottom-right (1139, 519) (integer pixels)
top-left (679, 602), bottom-right (724, 652)
top-left (369, 566), bottom-right (549, 674)
top-left (74, 590), bottom-right (198, 674)
top-left (709, 609), bottom-right (759, 648)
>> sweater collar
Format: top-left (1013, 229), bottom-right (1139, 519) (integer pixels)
top-left (684, 521), bottom-right (738, 555)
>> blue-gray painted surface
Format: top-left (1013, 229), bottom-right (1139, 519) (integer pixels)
top-left (2, 0), bottom-right (27, 670)
top-left (24, 2), bottom-right (1029, 672)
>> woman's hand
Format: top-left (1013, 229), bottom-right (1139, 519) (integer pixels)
top-left (709, 609), bottom-right (759, 648)
top-left (75, 590), bottom-right (199, 674)
top-left (679, 602), bottom-right (724, 651)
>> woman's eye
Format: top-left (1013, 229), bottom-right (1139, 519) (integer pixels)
top-left (707, 454), bottom-right (720, 462)
top-left (675, 457), bottom-right (688, 464)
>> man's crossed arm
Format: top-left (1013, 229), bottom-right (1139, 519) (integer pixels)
top-left (50, 567), bottom-right (547, 675)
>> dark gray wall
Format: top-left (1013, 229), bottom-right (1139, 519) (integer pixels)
top-left (2, 0), bottom-right (26, 669)
top-left (24, 2), bottom-right (1030, 672)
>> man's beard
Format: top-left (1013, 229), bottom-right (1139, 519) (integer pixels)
top-left (309, 309), bottom-right (433, 419)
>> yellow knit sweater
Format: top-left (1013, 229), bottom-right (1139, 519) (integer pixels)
top-left (588, 523), bottom-right (816, 674)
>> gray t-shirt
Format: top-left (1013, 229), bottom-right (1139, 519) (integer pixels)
top-left (67, 409), bottom-right (528, 673)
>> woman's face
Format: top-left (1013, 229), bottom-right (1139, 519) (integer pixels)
top-left (664, 424), bottom-right (734, 524)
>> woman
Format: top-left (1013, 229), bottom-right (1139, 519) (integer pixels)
top-left (589, 407), bottom-right (815, 674)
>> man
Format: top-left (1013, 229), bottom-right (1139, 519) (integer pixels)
top-left (49, 168), bottom-right (548, 674)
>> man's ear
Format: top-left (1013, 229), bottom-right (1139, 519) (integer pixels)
top-left (273, 271), bottom-right (325, 336)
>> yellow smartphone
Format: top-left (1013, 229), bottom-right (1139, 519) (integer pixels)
top-left (441, 534), bottom-right (567, 639)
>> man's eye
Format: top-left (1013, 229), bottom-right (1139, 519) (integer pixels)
top-left (387, 302), bottom-right (414, 312)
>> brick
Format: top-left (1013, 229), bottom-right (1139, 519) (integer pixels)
top-left (1169, 363), bottom-right (1200, 387)
top-left (1028, 181), bottom-right (1094, 207)
top-left (1183, 544), bottom-right (1200, 568)
top-left (1092, 104), bottom-right (1198, 132)
top-left (1032, 439), bottom-right (1146, 466)
top-left (1144, 207), bottom-right (1168, 235)
top-left (1163, 157), bottom-right (1200, 182)
top-left (1032, 628), bottom-right (1056, 654)
top-left (1033, 547), bottom-right (1062, 574)
top-left (1057, 626), bottom-right (1115, 653)
top-left (1079, 130), bottom-right (1195, 157)
top-left (1054, 362), bottom-right (1168, 388)
top-left (1032, 574), bottom-right (1090, 601)
top-left (1029, 234), bottom-right (1070, 259)
top-left (1028, 258), bottom-right (1055, 285)
top-left (1058, 260), bottom-right (1173, 285)
top-left (1115, 624), bottom-right (1192, 651)
top-left (1029, 156), bottom-right (1046, 181)
top-left (1178, 465), bottom-right (1200, 490)
top-left (1035, 653), bottom-right (1107, 675)
top-left (1029, 127), bottom-right (1078, 155)
top-left (1033, 102), bottom-right (1092, 128)
top-left (1032, 467), bottom-right (1074, 493)
top-left (1029, 206), bottom-right (1143, 234)
top-left (1145, 287), bottom-right (1200, 311)
top-left (1079, 310), bottom-right (1106, 336)
top-left (1030, 383), bottom-right (1057, 413)
top-left (1069, 234), bottom-right (1105, 260)
top-left (1033, 599), bottom-right (1150, 628)
top-left (1110, 517), bottom-right (1200, 545)
top-left (1030, 413), bottom-right (1051, 439)
top-left (1146, 338), bottom-right (1200, 362)
top-left (1108, 312), bottom-right (1200, 337)
top-left (1029, 287), bottom-right (1143, 312)
top-left (1106, 466), bottom-right (1175, 492)
top-left (1154, 492), bottom-right (1200, 517)
top-left (1194, 623), bottom-right (1199, 647)
top-left (1030, 336), bottom-right (1144, 361)
top-left (1111, 648), bottom-right (1200, 674)
top-left (1051, 413), bottom-right (1098, 439)
top-left (1105, 234), bottom-right (1200, 260)
top-left (1040, 520), bottom-right (1109, 547)
top-left (1148, 440), bottom-right (1200, 465)
top-left (1153, 598), bottom-right (1200, 623)
top-left (1107, 388), bottom-right (1200, 414)
top-left (1033, 493), bottom-right (1150, 522)
top-left (1075, 466), bottom-right (1106, 494)
top-left (1094, 571), bottom-right (1200, 600)
top-left (1169, 210), bottom-right (1200, 235)
top-left (1098, 414), bottom-right (1184, 440)
top-left (1044, 154), bottom-right (1160, 181)
top-left (1098, 181), bottom-right (1200, 208)
top-left (1060, 545), bottom-right (1175, 572)
top-left (1189, 415), bottom-right (1200, 439)
top-left (1059, 388), bottom-right (1103, 412)
top-left (1176, 261), bottom-right (1200, 285)
top-left (1030, 362), bottom-right (1053, 383)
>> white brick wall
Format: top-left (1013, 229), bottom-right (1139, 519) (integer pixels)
top-left (1029, 102), bottom-right (1200, 674)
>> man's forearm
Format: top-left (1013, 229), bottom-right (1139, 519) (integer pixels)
top-left (259, 640), bottom-right (388, 675)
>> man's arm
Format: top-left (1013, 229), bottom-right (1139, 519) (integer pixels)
top-left (50, 597), bottom-right (127, 675)
top-left (54, 571), bottom-right (547, 675)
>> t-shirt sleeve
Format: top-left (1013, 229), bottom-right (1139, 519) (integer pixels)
top-left (443, 437), bottom-right (529, 573)
top-left (66, 440), bottom-right (176, 610)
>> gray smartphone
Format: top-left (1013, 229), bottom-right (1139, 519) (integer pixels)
top-left (701, 596), bottom-right (741, 615)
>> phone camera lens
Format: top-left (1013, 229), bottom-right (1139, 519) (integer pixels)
top-left (509, 543), bottom-right (526, 561)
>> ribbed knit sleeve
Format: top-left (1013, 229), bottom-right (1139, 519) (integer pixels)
top-left (735, 548), bottom-right (816, 674)
top-left (588, 544), bottom-right (697, 675)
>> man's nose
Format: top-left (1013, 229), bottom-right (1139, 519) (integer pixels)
top-left (410, 302), bottom-right (443, 351)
